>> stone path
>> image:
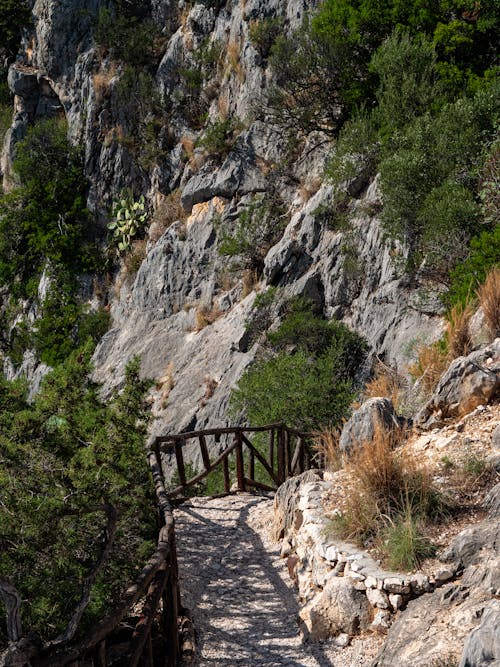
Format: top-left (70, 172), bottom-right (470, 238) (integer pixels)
top-left (174, 494), bottom-right (381, 667)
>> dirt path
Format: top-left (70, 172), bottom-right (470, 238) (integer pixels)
top-left (174, 494), bottom-right (381, 667)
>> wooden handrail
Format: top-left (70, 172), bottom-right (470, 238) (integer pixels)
top-left (156, 423), bottom-right (314, 499)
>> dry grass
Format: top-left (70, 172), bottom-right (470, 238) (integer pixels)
top-left (331, 425), bottom-right (444, 550)
top-left (156, 362), bottom-right (175, 409)
top-left (225, 40), bottom-right (245, 82)
top-left (299, 178), bottom-right (322, 203)
top-left (409, 342), bottom-right (448, 396)
top-left (93, 63), bottom-right (117, 105)
top-left (194, 303), bottom-right (222, 331)
top-left (242, 269), bottom-right (258, 297)
top-left (200, 375), bottom-right (219, 407)
top-left (477, 266), bottom-right (500, 341)
top-left (364, 360), bottom-right (406, 411)
top-left (312, 427), bottom-right (343, 471)
top-left (149, 191), bottom-right (188, 245)
top-left (124, 239), bottom-right (147, 275)
top-left (445, 301), bottom-right (474, 358)
top-left (217, 93), bottom-right (229, 120)
top-left (180, 135), bottom-right (195, 160)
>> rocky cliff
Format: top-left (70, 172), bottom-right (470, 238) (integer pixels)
top-left (1, 0), bottom-right (443, 444)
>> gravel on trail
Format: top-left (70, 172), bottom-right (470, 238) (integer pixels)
top-left (174, 493), bottom-right (382, 667)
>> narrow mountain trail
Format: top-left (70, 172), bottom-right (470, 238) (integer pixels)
top-left (174, 494), bottom-right (381, 667)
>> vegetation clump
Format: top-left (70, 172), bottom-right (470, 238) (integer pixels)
top-left (0, 350), bottom-right (155, 645)
top-left (231, 299), bottom-right (367, 431)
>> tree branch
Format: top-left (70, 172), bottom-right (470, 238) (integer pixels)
top-left (47, 504), bottom-right (118, 648)
top-left (0, 579), bottom-right (22, 642)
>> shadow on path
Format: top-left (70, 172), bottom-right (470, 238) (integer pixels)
top-left (174, 495), bottom-right (337, 667)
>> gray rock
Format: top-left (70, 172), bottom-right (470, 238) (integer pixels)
top-left (492, 424), bottom-right (500, 450)
top-left (485, 483), bottom-right (500, 519)
top-left (339, 397), bottom-right (403, 455)
top-left (272, 470), bottom-right (323, 541)
top-left (300, 576), bottom-right (372, 640)
top-left (459, 600), bottom-right (500, 667)
top-left (416, 340), bottom-right (500, 429)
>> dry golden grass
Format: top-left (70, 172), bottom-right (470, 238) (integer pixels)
top-left (445, 301), bottom-right (474, 358)
top-left (312, 427), bottom-right (343, 471)
top-left (477, 266), bottom-right (500, 341)
top-left (242, 269), bottom-right (258, 297)
top-left (364, 360), bottom-right (406, 411)
top-left (334, 425), bottom-right (441, 544)
top-left (226, 40), bottom-right (245, 82)
top-left (194, 303), bottom-right (222, 331)
top-left (93, 63), bottom-right (117, 105)
top-left (299, 178), bottom-right (322, 203)
top-left (180, 135), bottom-right (195, 160)
top-left (157, 362), bottom-right (175, 409)
top-left (217, 93), bottom-right (229, 120)
top-left (149, 191), bottom-right (188, 245)
top-left (409, 342), bottom-right (448, 395)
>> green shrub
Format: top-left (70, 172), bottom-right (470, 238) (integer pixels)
top-left (231, 302), bottom-right (367, 431)
top-left (108, 189), bottom-right (148, 253)
top-left (0, 350), bottom-right (155, 643)
top-left (0, 117), bottom-right (96, 295)
top-left (0, 0), bottom-right (31, 61)
top-left (94, 6), bottom-right (158, 67)
top-left (196, 116), bottom-right (241, 160)
top-left (218, 195), bottom-right (286, 274)
top-left (447, 226), bottom-right (500, 307)
top-left (249, 17), bottom-right (284, 59)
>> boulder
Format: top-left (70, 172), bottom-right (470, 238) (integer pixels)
top-left (415, 340), bottom-right (500, 429)
top-left (339, 397), bottom-right (403, 455)
top-left (299, 576), bottom-right (372, 640)
top-left (459, 600), bottom-right (500, 667)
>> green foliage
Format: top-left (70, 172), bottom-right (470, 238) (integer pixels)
top-left (447, 226), bottom-right (500, 307)
top-left (33, 288), bottom-right (110, 366)
top-left (218, 195), bottom-right (286, 274)
top-left (108, 189), bottom-right (148, 253)
top-left (249, 17), bottom-right (284, 59)
top-left (379, 80), bottom-right (499, 272)
top-left (0, 0), bottom-right (31, 61)
top-left (0, 117), bottom-right (96, 295)
top-left (231, 301), bottom-right (367, 431)
top-left (383, 510), bottom-right (436, 570)
top-left (0, 350), bottom-right (155, 643)
top-left (94, 6), bottom-right (159, 68)
top-left (196, 117), bottom-right (241, 160)
top-left (0, 103), bottom-right (11, 147)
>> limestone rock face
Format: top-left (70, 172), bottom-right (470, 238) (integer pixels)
top-left (1, 0), bottom-right (443, 441)
top-left (416, 339), bottom-right (500, 429)
top-left (339, 397), bottom-right (403, 455)
top-left (459, 600), bottom-right (500, 667)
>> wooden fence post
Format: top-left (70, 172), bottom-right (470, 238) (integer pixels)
top-left (199, 435), bottom-right (210, 471)
top-left (174, 441), bottom-right (186, 489)
top-left (223, 453), bottom-right (230, 493)
top-left (235, 432), bottom-right (245, 492)
top-left (277, 427), bottom-right (285, 485)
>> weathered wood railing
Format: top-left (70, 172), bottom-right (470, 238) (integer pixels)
top-left (154, 423), bottom-right (313, 497)
top-left (2, 424), bottom-right (312, 666)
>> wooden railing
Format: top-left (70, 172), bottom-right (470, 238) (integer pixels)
top-left (2, 424), bottom-right (311, 666)
top-left (154, 423), bottom-right (313, 498)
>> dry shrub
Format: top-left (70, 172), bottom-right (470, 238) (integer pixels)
top-left (334, 425), bottom-right (443, 544)
top-left (477, 266), bottom-right (500, 340)
top-left (409, 342), bottom-right (448, 396)
top-left (156, 362), bottom-right (175, 408)
top-left (194, 303), bottom-right (222, 331)
top-left (124, 239), bottom-right (147, 275)
top-left (364, 359), bottom-right (406, 411)
top-left (200, 375), bottom-right (219, 407)
top-left (226, 40), bottom-right (245, 82)
top-left (312, 427), bottom-right (342, 471)
top-left (445, 301), bottom-right (474, 358)
top-left (149, 191), bottom-right (187, 245)
top-left (242, 269), bottom-right (258, 297)
top-left (180, 136), bottom-right (195, 160)
top-left (93, 64), bottom-right (117, 105)
top-left (217, 93), bottom-right (229, 120)
top-left (299, 177), bottom-right (322, 203)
